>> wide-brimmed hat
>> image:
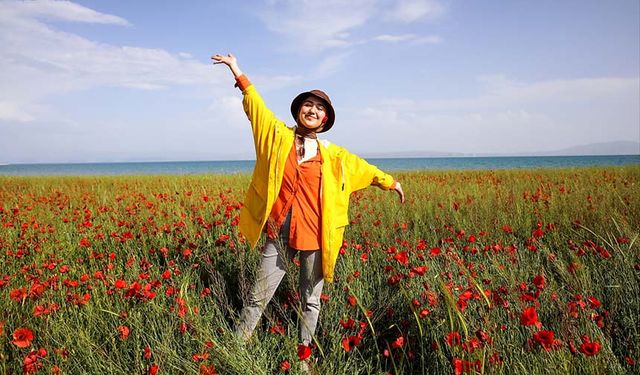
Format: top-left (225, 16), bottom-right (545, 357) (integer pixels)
top-left (290, 89), bottom-right (335, 133)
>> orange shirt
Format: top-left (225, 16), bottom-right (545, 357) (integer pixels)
top-left (266, 141), bottom-right (323, 250)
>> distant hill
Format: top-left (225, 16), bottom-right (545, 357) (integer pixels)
top-left (528, 141), bottom-right (640, 156)
top-left (363, 141), bottom-right (640, 158)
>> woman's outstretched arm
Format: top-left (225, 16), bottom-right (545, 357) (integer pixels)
top-left (211, 53), bottom-right (287, 160)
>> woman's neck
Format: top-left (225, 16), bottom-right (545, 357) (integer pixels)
top-left (295, 126), bottom-right (318, 139)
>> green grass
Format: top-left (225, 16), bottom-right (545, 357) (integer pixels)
top-left (0, 167), bottom-right (638, 374)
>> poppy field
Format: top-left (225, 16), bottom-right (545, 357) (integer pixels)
top-left (1, 166), bottom-right (639, 374)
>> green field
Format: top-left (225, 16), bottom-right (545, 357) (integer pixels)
top-left (1, 167), bottom-right (639, 374)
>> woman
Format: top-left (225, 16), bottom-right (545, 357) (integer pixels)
top-left (212, 53), bottom-right (405, 352)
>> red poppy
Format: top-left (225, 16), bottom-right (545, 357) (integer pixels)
top-left (520, 306), bottom-right (542, 328)
top-left (587, 296), bottom-right (601, 309)
top-left (297, 344), bottom-right (311, 361)
top-left (23, 348), bottom-right (47, 374)
top-left (114, 280), bottom-right (127, 289)
top-left (199, 364), bottom-right (218, 375)
top-left (117, 325), bottom-right (130, 340)
top-left (149, 364), bottom-right (159, 375)
top-left (445, 331), bottom-right (461, 347)
top-left (340, 318), bottom-right (355, 330)
top-left (532, 228), bottom-right (544, 238)
top-left (579, 338), bottom-right (600, 356)
top-left (192, 352), bottom-right (209, 361)
top-left (533, 275), bottom-right (545, 289)
top-left (144, 346), bottom-right (153, 360)
top-left (391, 335), bottom-right (405, 349)
top-left (533, 330), bottom-right (556, 351)
top-left (342, 335), bottom-right (361, 352)
top-left (411, 266), bottom-right (428, 276)
top-left (347, 295), bottom-right (357, 307)
top-left (280, 359), bottom-right (291, 372)
top-left (452, 357), bottom-right (480, 375)
top-left (11, 327), bottom-right (34, 348)
top-left (393, 251), bottom-right (409, 265)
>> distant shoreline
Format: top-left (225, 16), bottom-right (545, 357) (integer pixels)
top-left (3, 153), bottom-right (640, 166)
top-left (1, 155), bottom-right (638, 177)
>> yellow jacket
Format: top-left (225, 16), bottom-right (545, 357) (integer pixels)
top-left (238, 85), bottom-right (396, 282)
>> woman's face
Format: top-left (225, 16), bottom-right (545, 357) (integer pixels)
top-left (297, 96), bottom-right (327, 131)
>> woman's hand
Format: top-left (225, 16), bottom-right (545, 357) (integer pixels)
top-left (393, 182), bottom-right (405, 203)
top-left (211, 53), bottom-right (243, 78)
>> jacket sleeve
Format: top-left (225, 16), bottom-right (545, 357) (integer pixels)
top-left (340, 147), bottom-right (396, 192)
top-left (239, 78), bottom-right (288, 159)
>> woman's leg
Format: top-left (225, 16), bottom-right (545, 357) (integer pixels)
top-left (298, 249), bottom-right (324, 346)
top-left (235, 238), bottom-right (295, 340)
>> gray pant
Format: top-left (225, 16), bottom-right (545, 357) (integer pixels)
top-left (236, 213), bottom-right (325, 345)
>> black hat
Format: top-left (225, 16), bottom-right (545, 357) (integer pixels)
top-left (290, 89), bottom-right (335, 133)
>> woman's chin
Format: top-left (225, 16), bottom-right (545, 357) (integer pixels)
top-left (300, 123), bottom-right (321, 131)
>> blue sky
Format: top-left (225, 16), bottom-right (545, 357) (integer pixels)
top-left (0, 0), bottom-right (638, 163)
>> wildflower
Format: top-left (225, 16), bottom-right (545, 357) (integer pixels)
top-left (579, 337), bottom-right (600, 356)
top-left (391, 335), bottom-right (405, 349)
top-left (532, 228), bottom-right (544, 238)
top-left (342, 335), bottom-right (361, 352)
top-left (339, 318), bottom-right (355, 330)
top-left (23, 348), bottom-right (47, 374)
top-left (199, 364), bottom-right (218, 375)
top-left (144, 346), bottom-right (153, 360)
top-left (12, 327), bottom-right (34, 348)
top-left (347, 295), bottom-right (357, 307)
top-left (280, 359), bottom-right (291, 372)
top-left (533, 330), bottom-right (558, 351)
top-left (445, 331), bottom-right (461, 347)
top-left (520, 306), bottom-right (542, 328)
top-left (532, 275), bottom-right (545, 290)
top-left (587, 296), bottom-right (601, 309)
top-left (625, 357), bottom-right (636, 365)
top-left (114, 279), bottom-right (127, 289)
top-left (297, 344), bottom-right (311, 361)
top-left (117, 325), bottom-right (130, 340)
top-left (393, 251), bottom-right (409, 265)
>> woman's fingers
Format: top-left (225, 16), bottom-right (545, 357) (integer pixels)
top-left (394, 182), bottom-right (405, 204)
top-left (211, 54), bottom-right (238, 68)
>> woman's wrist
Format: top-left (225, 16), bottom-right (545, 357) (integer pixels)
top-left (230, 64), bottom-right (243, 79)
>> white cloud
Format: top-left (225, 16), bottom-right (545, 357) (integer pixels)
top-left (259, 0), bottom-right (445, 52)
top-left (337, 76), bottom-right (640, 154)
top-left (2, 0), bottom-right (130, 25)
top-left (261, 0), bottom-right (376, 51)
top-left (373, 34), bottom-right (417, 42)
top-left (373, 33), bottom-right (442, 44)
top-left (313, 53), bottom-right (352, 78)
top-left (0, 101), bottom-right (35, 123)
top-left (384, 0), bottom-right (446, 23)
top-left (0, 1), bottom-right (218, 123)
top-left (208, 96), bottom-right (246, 130)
